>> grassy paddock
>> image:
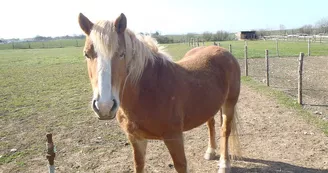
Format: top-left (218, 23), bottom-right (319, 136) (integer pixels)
top-left (0, 39), bottom-right (85, 50)
top-left (2, 39), bottom-right (328, 58)
top-left (0, 41), bottom-right (327, 168)
top-left (162, 40), bottom-right (328, 59)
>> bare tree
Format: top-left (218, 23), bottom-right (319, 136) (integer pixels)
top-left (279, 24), bottom-right (286, 35)
top-left (315, 17), bottom-right (328, 34)
top-left (202, 31), bottom-right (213, 41)
top-left (257, 29), bottom-right (270, 37)
top-left (299, 25), bottom-right (313, 35)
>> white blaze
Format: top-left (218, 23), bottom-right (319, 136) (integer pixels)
top-left (96, 56), bottom-right (113, 104)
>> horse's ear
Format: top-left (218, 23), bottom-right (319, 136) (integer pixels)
top-left (78, 13), bottom-right (93, 35)
top-left (114, 13), bottom-right (127, 34)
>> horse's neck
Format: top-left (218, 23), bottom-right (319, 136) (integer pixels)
top-left (120, 57), bottom-right (178, 115)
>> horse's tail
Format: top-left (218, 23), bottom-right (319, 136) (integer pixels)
top-left (229, 105), bottom-right (242, 160)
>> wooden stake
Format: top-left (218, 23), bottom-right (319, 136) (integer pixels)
top-left (245, 45), bottom-right (248, 76)
top-left (229, 44), bottom-right (232, 53)
top-left (276, 39), bottom-right (279, 57)
top-left (265, 49), bottom-right (269, 86)
top-left (298, 52), bottom-right (304, 105)
top-left (46, 133), bottom-right (56, 173)
top-left (308, 39), bottom-right (311, 56)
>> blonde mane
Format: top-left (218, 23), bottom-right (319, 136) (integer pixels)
top-left (90, 20), bottom-right (172, 84)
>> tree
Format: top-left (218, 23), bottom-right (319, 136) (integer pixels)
top-left (315, 17), bottom-right (328, 34)
top-left (212, 31), bottom-right (230, 41)
top-left (202, 31), bottom-right (213, 41)
top-left (279, 24), bottom-right (286, 35)
top-left (299, 25), bottom-right (313, 35)
top-left (186, 33), bottom-right (197, 41)
top-left (151, 31), bottom-right (173, 44)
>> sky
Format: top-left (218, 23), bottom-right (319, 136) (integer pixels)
top-left (1, 0), bottom-right (328, 39)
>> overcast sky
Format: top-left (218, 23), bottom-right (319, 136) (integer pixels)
top-left (1, 0), bottom-right (327, 39)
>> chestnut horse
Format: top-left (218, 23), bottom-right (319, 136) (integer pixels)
top-left (78, 13), bottom-right (241, 173)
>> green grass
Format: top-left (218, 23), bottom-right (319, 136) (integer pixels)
top-left (241, 76), bottom-right (328, 135)
top-left (2, 39), bottom-right (328, 59)
top-left (0, 151), bottom-right (28, 165)
top-left (0, 39), bottom-right (85, 50)
top-left (166, 40), bottom-right (328, 59)
top-left (0, 47), bottom-right (92, 167)
top-left (0, 47), bottom-right (88, 119)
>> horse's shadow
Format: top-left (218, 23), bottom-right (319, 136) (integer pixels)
top-left (213, 156), bottom-right (327, 173)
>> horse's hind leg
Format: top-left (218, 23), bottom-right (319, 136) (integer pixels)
top-left (218, 103), bottom-right (239, 173)
top-left (128, 135), bottom-right (148, 173)
top-left (163, 132), bottom-right (188, 173)
top-left (204, 116), bottom-right (218, 160)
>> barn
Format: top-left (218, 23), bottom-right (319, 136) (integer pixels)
top-left (236, 31), bottom-right (258, 40)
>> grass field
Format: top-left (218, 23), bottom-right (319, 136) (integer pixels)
top-left (2, 39), bottom-right (328, 58)
top-left (165, 40), bottom-right (328, 59)
top-left (0, 40), bottom-right (327, 171)
top-left (0, 40), bottom-right (85, 50)
top-left (0, 47), bottom-right (92, 170)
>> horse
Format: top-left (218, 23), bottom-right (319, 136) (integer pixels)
top-left (78, 12), bottom-right (241, 173)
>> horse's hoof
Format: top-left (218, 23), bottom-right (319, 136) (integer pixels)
top-left (204, 152), bottom-right (216, 160)
top-left (218, 160), bottom-right (231, 173)
top-left (218, 167), bottom-right (231, 173)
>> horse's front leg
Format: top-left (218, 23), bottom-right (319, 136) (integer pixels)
top-left (163, 132), bottom-right (188, 173)
top-left (128, 135), bottom-right (148, 173)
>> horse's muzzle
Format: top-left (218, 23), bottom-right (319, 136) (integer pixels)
top-left (92, 99), bottom-right (118, 120)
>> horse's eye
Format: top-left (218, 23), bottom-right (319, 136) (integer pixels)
top-left (84, 52), bottom-right (90, 59)
top-left (120, 52), bottom-right (125, 58)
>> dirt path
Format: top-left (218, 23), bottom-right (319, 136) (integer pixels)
top-left (106, 84), bottom-right (328, 173)
top-left (2, 84), bottom-right (328, 173)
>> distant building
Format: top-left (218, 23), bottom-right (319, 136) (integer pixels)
top-left (236, 31), bottom-right (257, 40)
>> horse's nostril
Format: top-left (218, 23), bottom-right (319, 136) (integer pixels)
top-left (92, 100), bottom-right (100, 115)
top-left (111, 99), bottom-right (117, 112)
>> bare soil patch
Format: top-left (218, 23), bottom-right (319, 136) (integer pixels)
top-left (1, 85), bottom-right (328, 173)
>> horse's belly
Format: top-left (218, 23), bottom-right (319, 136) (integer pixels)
top-left (182, 90), bottom-right (223, 131)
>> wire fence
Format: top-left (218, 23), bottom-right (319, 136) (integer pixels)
top-left (234, 47), bottom-right (328, 119)
top-left (0, 39), bottom-right (85, 50)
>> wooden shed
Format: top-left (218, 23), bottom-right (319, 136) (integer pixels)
top-left (236, 31), bottom-right (257, 40)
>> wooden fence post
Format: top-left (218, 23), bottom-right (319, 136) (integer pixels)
top-left (276, 39), bottom-right (279, 57)
top-left (298, 52), bottom-right (304, 105)
top-left (265, 49), bottom-right (269, 86)
top-left (229, 44), bottom-right (232, 53)
top-left (46, 133), bottom-right (56, 173)
top-left (308, 39), bottom-right (311, 56)
top-left (218, 43), bottom-right (220, 47)
top-left (245, 45), bottom-right (248, 76)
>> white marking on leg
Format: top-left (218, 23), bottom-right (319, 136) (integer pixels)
top-left (204, 147), bottom-right (216, 160)
top-left (206, 147), bottom-right (216, 154)
top-left (218, 160), bottom-right (231, 169)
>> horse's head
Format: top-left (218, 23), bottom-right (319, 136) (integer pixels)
top-left (78, 13), bottom-right (129, 120)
